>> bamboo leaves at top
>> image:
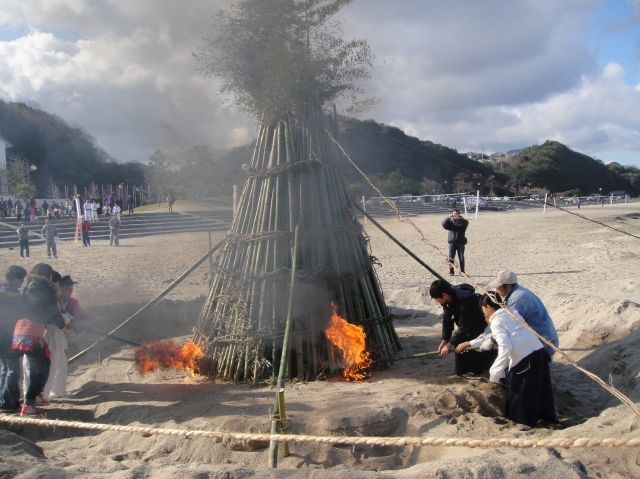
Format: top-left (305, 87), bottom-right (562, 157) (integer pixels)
top-left (193, 0), bottom-right (376, 121)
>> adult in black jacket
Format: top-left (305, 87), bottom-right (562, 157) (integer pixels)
top-left (442, 209), bottom-right (469, 276)
top-left (0, 266), bottom-right (27, 411)
top-left (429, 280), bottom-right (498, 376)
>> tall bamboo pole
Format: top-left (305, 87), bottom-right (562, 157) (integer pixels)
top-left (268, 224), bottom-right (300, 468)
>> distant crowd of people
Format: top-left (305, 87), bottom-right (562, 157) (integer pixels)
top-left (2, 193), bottom-right (135, 261)
top-left (0, 194), bottom-right (136, 223)
top-left (0, 263), bottom-right (88, 415)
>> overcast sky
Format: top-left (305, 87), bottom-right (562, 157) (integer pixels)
top-left (1, 0), bottom-right (639, 167)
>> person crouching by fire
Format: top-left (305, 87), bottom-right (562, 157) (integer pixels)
top-left (476, 292), bottom-right (556, 427)
top-left (12, 264), bottom-right (66, 415)
top-left (43, 275), bottom-right (87, 400)
top-left (429, 280), bottom-right (498, 377)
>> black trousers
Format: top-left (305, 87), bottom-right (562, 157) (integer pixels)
top-left (504, 348), bottom-right (556, 427)
top-left (448, 243), bottom-right (465, 274)
top-left (454, 349), bottom-right (497, 376)
top-left (19, 240), bottom-right (29, 258)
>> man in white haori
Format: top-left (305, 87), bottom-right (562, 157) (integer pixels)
top-left (90, 200), bottom-right (98, 221)
top-left (83, 200), bottom-right (92, 221)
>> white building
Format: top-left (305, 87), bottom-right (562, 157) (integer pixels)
top-left (0, 133), bottom-right (13, 196)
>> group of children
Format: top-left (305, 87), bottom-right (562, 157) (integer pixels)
top-left (0, 263), bottom-right (87, 415)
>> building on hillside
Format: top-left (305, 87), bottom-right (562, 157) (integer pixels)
top-left (0, 133), bottom-right (13, 196)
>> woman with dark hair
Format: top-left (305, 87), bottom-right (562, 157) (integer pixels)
top-left (12, 264), bottom-right (65, 415)
top-left (479, 293), bottom-right (557, 427)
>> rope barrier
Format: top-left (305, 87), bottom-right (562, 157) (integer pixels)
top-left (537, 200), bottom-right (640, 240)
top-left (1, 414), bottom-right (637, 449)
top-left (327, 129), bottom-right (640, 421)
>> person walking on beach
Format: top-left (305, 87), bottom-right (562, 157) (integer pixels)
top-left (442, 209), bottom-right (468, 276)
top-left (81, 219), bottom-right (91, 246)
top-left (109, 215), bottom-right (120, 246)
top-left (41, 219), bottom-right (59, 259)
top-left (429, 280), bottom-right (497, 377)
top-left (17, 222), bottom-right (30, 260)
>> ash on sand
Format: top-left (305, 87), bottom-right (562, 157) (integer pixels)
top-left (2, 208), bottom-right (640, 478)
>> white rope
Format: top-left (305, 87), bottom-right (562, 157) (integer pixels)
top-left (1, 414), bottom-right (638, 449)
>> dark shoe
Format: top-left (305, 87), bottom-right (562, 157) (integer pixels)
top-left (0, 407), bottom-right (20, 413)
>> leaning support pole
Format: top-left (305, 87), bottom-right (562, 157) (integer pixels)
top-left (68, 237), bottom-right (227, 364)
top-left (82, 326), bottom-right (141, 347)
top-left (269, 224), bottom-right (300, 468)
top-left (353, 204), bottom-right (445, 281)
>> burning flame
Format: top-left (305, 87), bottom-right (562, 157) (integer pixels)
top-left (135, 340), bottom-right (204, 375)
top-left (325, 302), bottom-right (372, 381)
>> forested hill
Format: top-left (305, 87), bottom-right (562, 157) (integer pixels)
top-left (337, 118), bottom-right (499, 190)
top-left (1, 100), bottom-right (635, 198)
top-left (507, 141), bottom-right (635, 195)
top-left (336, 118), bottom-right (638, 196)
top-left (0, 100), bottom-right (145, 194)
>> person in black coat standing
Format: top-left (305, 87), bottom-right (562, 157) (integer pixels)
top-left (442, 209), bottom-right (469, 276)
top-left (429, 280), bottom-right (498, 377)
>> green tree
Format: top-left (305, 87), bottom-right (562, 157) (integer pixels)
top-left (146, 149), bottom-right (172, 203)
top-left (194, 0), bottom-right (376, 120)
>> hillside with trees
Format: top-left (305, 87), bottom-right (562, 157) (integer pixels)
top-left (1, 99), bottom-right (636, 200)
top-left (496, 141), bottom-right (636, 196)
top-left (0, 100), bottom-right (145, 197)
top-left (337, 117), bottom-right (503, 196)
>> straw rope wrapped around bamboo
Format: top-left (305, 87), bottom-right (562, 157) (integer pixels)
top-left (192, 103), bottom-right (401, 382)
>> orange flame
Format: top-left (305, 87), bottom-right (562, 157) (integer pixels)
top-left (135, 340), bottom-right (204, 375)
top-left (325, 302), bottom-right (372, 381)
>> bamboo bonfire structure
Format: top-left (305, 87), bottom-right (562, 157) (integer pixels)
top-left (192, 103), bottom-right (401, 382)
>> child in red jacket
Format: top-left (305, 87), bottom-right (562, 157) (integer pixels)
top-left (81, 220), bottom-right (91, 246)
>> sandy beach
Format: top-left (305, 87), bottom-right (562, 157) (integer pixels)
top-left (1, 203), bottom-right (640, 478)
